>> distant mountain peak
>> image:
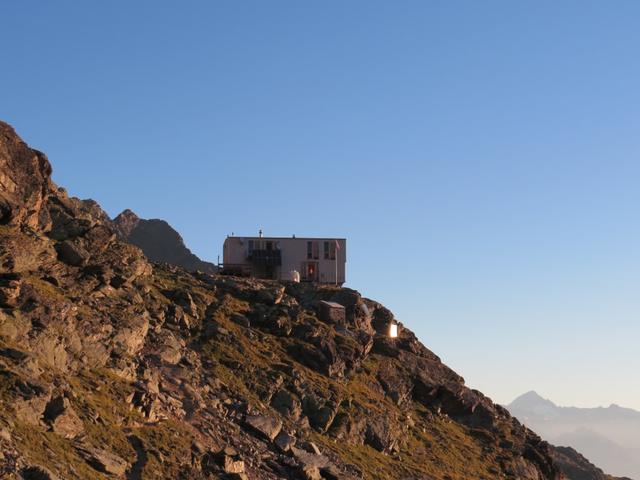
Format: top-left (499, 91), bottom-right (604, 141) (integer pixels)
top-left (520, 390), bottom-right (546, 400)
top-left (506, 391), bottom-right (640, 479)
top-left (510, 391), bottom-right (557, 411)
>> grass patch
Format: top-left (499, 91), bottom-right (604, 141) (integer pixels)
top-left (12, 423), bottom-right (110, 480)
top-left (133, 420), bottom-right (195, 479)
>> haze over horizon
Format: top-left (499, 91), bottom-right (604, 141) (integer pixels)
top-left (510, 390), bottom-right (637, 410)
top-left (3, 1), bottom-right (640, 411)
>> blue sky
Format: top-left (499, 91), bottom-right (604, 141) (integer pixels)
top-left (3, 1), bottom-right (640, 409)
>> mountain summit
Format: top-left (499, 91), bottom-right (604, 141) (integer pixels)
top-left (510, 391), bottom-right (553, 407)
top-left (112, 208), bottom-right (217, 274)
top-left (0, 120), bottom-right (626, 479)
top-left (509, 391), bottom-right (559, 419)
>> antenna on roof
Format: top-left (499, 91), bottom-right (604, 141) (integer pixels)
top-left (259, 229), bottom-right (263, 238)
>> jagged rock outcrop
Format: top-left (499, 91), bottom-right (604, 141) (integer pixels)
top-left (0, 120), bottom-right (625, 479)
top-left (113, 208), bottom-right (217, 274)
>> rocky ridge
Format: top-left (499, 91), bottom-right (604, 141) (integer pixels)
top-left (112, 209), bottom-right (217, 274)
top-left (0, 121), bottom-right (624, 479)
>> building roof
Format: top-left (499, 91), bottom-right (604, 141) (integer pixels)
top-left (319, 300), bottom-right (345, 310)
top-left (226, 236), bottom-right (346, 241)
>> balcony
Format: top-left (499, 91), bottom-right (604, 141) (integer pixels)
top-left (247, 249), bottom-right (282, 267)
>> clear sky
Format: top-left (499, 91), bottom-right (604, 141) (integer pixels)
top-left (3, 1), bottom-right (639, 410)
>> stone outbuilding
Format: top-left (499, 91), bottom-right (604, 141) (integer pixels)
top-left (318, 301), bottom-right (346, 324)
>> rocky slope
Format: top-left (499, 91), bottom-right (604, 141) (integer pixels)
top-left (0, 120), bottom-right (624, 480)
top-left (112, 209), bottom-right (217, 274)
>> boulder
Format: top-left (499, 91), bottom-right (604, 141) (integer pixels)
top-left (112, 313), bottom-right (150, 356)
top-left (44, 395), bottom-right (84, 439)
top-left (156, 332), bottom-right (183, 365)
top-left (76, 445), bottom-right (129, 477)
top-left (14, 391), bottom-right (51, 427)
top-left (270, 389), bottom-right (302, 420)
top-left (0, 274), bottom-right (21, 307)
top-left (364, 417), bottom-right (401, 453)
top-left (224, 458), bottom-right (245, 474)
top-left (200, 451), bottom-right (242, 479)
top-left (309, 405), bottom-right (337, 432)
top-left (274, 431), bottom-right (296, 452)
top-left (165, 290), bottom-right (199, 318)
top-left (291, 446), bottom-right (334, 480)
top-left (54, 240), bottom-right (89, 267)
top-left (244, 414), bottom-right (282, 441)
top-left (47, 205), bottom-right (92, 241)
top-left (33, 334), bottom-right (70, 371)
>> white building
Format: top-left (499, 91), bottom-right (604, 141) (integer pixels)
top-left (222, 235), bottom-right (346, 285)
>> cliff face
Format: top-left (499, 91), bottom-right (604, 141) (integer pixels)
top-left (0, 121), bottom-right (620, 480)
top-left (112, 209), bottom-right (218, 275)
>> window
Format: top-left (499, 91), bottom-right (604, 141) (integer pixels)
top-left (307, 241), bottom-right (319, 259)
top-left (324, 241), bottom-right (336, 260)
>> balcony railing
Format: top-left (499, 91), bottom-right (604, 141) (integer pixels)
top-left (247, 249), bottom-right (282, 266)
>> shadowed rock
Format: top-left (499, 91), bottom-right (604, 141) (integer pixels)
top-left (113, 209), bottom-right (217, 274)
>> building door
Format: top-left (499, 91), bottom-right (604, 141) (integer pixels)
top-left (302, 262), bottom-right (319, 282)
top-left (265, 265), bottom-right (274, 279)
